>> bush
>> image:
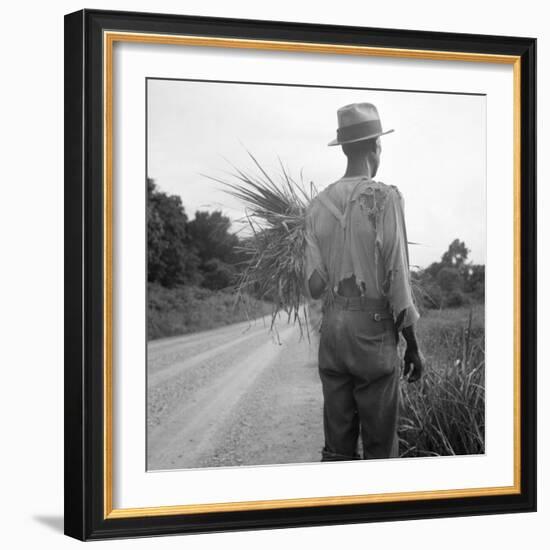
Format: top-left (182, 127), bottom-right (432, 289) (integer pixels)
top-left (413, 278), bottom-right (443, 310)
top-left (437, 266), bottom-right (462, 292)
top-left (147, 283), bottom-right (272, 340)
top-left (443, 289), bottom-right (469, 308)
top-left (201, 258), bottom-right (237, 291)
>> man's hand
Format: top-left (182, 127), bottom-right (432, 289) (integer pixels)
top-left (307, 270), bottom-right (326, 300)
top-left (400, 317), bottom-right (423, 383)
top-left (403, 346), bottom-right (424, 383)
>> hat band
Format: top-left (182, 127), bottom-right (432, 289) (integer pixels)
top-left (336, 119), bottom-right (382, 143)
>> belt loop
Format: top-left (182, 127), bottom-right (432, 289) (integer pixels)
top-left (344, 297), bottom-right (349, 310)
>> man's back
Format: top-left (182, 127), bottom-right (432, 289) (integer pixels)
top-left (305, 176), bottom-right (418, 327)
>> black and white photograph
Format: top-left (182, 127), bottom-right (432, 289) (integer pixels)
top-left (146, 78), bottom-right (486, 471)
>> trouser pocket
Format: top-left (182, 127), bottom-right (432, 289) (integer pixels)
top-left (353, 316), bottom-right (398, 384)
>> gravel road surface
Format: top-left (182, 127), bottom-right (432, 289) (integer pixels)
top-left (147, 317), bottom-right (324, 470)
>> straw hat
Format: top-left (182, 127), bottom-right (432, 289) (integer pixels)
top-left (328, 102), bottom-right (394, 146)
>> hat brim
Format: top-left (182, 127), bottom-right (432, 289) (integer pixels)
top-left (327, 128), bottom-right (395, 147)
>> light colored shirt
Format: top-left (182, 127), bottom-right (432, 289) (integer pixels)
top-left (304, 176), bottom-right (419, 329)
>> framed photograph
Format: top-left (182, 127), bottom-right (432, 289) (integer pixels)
top-left (64, 9), bottom-right (536, 540)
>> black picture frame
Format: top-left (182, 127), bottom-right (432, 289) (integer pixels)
top-left (64, 8), bottom-right (536, 541)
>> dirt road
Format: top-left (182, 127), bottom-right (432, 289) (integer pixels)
top-left (147, 317), bottom-right (324, 470)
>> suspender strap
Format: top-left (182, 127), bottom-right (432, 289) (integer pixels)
top-left (317, 194), bottom-right (346, 228)
top-left (317, 178), bottom-right (373, 230)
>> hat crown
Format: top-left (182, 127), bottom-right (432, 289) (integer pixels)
top-left (327, 102), bottom-right (393, 146)
top-left (336, 103), bottom-right (381, 129)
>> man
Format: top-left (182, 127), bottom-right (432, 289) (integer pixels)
top-left (304, 102), bottom-right (424, 461)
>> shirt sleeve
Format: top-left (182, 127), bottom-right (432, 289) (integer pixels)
top-left (303, 204), bottom-right (328, 295)
top-left (380, 187), bottom-right (420, 329)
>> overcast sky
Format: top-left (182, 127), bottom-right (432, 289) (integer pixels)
top-left (147, 79), bottom-right (486, 268)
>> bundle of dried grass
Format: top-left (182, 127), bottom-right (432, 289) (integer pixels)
top-left (205, 152), bottom-right (317, 334)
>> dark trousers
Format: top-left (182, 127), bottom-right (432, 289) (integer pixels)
top-left (318, 295), bottom-right (400, 461)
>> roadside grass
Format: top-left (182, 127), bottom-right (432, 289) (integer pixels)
top-left (398, 304), bottom-right (485, 457)
top-left (147, 283), bottom-right (272, 340)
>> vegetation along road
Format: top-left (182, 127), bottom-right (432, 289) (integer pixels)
top-left (147, 305), bottom-right (485, 470)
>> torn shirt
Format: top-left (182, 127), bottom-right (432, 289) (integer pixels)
top-left (304, 176), bottom-right (420, 329)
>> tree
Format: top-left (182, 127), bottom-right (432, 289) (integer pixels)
top-left (147, 179), bottom-right (201, 287)
top-left (441, 238), bottom-right (470, 270)
top-left (415, 239), bottom-right (484, 309)
top-left (464, 264), bottom-right (485, 299)
top-left (202, 258), bottom-right (237, 290)
top-left (187, 210), bottom-right (241, 290)
top-left (187, 211), bottom-right (239, 264)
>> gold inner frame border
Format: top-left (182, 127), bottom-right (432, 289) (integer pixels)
top-left (102, 30), bottom-right (522, 519)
